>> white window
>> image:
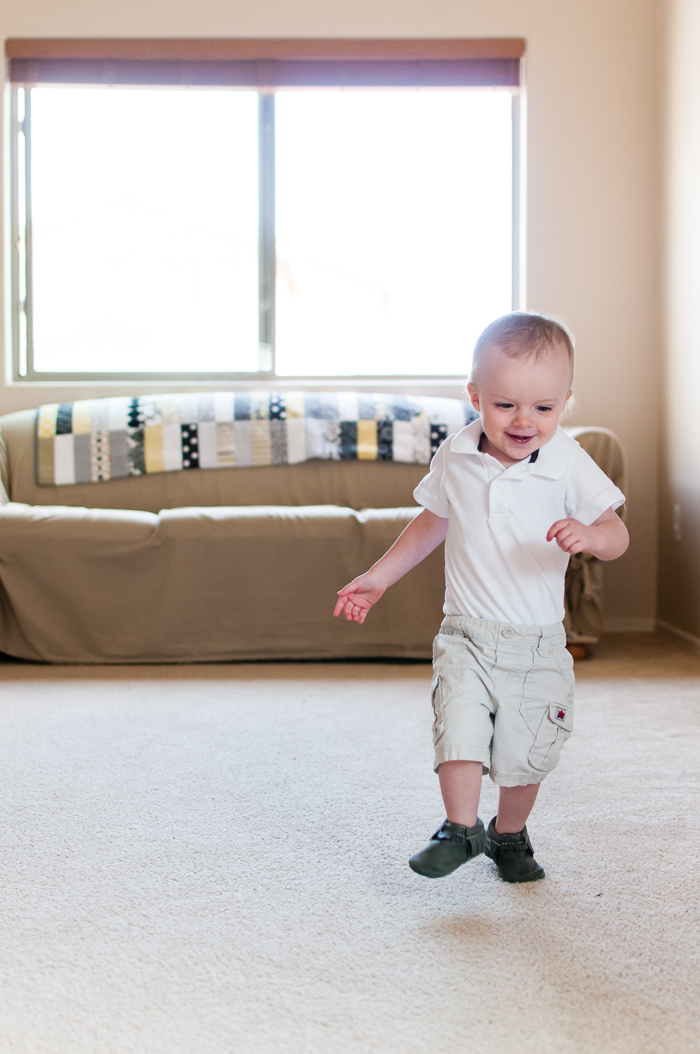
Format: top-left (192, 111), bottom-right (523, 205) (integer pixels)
top-left (9, 40), bottom-right (522, 382)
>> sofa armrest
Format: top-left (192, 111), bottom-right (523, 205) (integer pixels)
top-left (562, 425), bottom-right (628, 641)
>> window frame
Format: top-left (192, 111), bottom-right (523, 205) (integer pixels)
top-left (7, 38), bottom-right (525, 386)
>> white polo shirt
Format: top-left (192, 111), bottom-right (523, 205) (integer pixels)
top-left (413, 420), bottom-right (625, 625)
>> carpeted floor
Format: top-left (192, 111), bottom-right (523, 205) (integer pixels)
top-left (0, 633), bottom-right (699, 1054)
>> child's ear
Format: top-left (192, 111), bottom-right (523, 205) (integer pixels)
top-left (467, 382), bottom-right (480, 411)
top-left (559, 388), bottom-right (576, 421)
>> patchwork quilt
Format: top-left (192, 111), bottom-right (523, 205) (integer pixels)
top-left (36, 391), bottom-right (477, 486)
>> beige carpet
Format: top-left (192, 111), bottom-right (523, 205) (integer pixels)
top-left (0, 633), bottom-right (699, 1054)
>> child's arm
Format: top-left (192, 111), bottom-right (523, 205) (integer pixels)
top-left (334, 508), bottom-right (449, 623)
top-left (547, 507), bottom-right (629, 560)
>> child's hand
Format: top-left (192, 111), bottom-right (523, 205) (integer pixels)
top-left (546, 518), bottom-right (596, 554)
top-left (548, 508), bottom-right (629, 560)
top-left (334, 574), bottom-right (388, 624)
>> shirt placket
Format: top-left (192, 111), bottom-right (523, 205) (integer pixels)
top-left (489, 474), bottom-right (509, 517)
top-left (486, 461), bottom-right (530, 518)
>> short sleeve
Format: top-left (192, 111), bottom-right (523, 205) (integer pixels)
top-left (413, 439), bottom-right (451, 519)
top-left (565, 445), bottom-right (626, 525)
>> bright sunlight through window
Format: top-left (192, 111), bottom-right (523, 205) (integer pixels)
top-left (30, 88), bottom-right (260, 374)
top-left (17, 86), bottom-right (514, 379)
top-left (275, 91), bottom-right (513, 377)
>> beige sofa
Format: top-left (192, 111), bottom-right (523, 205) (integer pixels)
top-left (0, 400), bottom-right (626, 664)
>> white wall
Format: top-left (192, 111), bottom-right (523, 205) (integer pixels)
top-left (0, 0), bottom-right (664, 627)
top-left (659, 0), bottom-right (700, 643)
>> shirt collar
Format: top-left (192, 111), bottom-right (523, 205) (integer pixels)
top-left (450, 420), bottom-right (576, 480)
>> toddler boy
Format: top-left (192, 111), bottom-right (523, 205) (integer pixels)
top-left (334, 312), bottom-right (628, 883)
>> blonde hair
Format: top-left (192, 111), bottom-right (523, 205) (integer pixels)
top-left (471, 311), bottom-right (575, 383)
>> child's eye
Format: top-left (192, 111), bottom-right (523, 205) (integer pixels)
top-left (536, 406), bottom-right (554, 413)
top-left (495, 402), bottom-right (513, 410)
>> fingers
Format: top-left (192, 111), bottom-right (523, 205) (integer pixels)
top-left (334, 575), bottom-right (381, 624)
top-left (344, 601), bottom-right (367, 623)
top-left (548, 519), bottom-right (581, 551)
top-left (334, 583), bottom-right (358, 619)
top-left (334, 597), bottom-right (356, 620)
top-left (334, 593), bottom-right (370, 623)
top-left (552, 527), bottom-right (586, 554)
top-left (546, 519), bottom-right (568, 543)
top-left (546, 519), bottom-right (583, 554)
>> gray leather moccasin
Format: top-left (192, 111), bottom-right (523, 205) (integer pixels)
top-left (408, 818), bottom-right (486, 878)
top-left (485, 816), bottom-right (545, 883)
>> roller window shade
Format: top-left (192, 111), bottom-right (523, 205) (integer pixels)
top-left (6, 38), bottom-right (523, 88)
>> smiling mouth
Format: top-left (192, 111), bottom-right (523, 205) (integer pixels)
top-left (506, 433), bottom-right (535, 444)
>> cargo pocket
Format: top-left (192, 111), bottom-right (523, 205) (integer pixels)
top-left (431, 673), bottom-right (445, 747)
top-left (528, 702), bottom-right (574, 773)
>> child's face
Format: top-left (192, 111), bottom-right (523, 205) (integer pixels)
top-left (467, 343), bottom-right (572, 467)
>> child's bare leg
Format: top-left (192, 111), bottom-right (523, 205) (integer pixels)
top-left (409, 760), bottom-right (485, 877)
top-left (438, 760), bottom-right (483, 827)
top-left (496, 782), bottom-right (540, 833)
top-left (485, 782), bottom-right (544, 883)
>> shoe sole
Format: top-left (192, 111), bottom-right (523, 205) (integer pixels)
top-left (498, 867), bottom-right (545, 883)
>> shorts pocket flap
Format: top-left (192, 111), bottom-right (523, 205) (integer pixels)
top-left (548, 702), bottom-right (573, 732)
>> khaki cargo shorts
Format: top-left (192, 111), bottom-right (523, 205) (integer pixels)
top-left (431, 615), bottom-right (575, 787)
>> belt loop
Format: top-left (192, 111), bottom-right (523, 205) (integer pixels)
top-left (537, 630), bottom-right (550, 658)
